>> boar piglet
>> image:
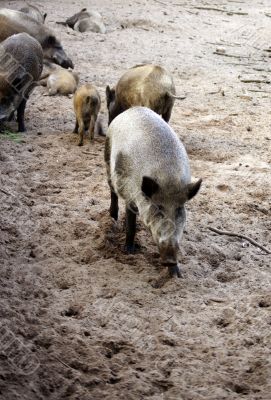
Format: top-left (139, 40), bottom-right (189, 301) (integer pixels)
top-left (0, 33), bottom-right (43, 132)
top-left (73, 84), bottom-right (101, 146)
top-left (105, 107), bottom-right (201, 278)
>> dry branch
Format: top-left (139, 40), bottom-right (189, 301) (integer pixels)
top-left (248, 89), bottom-right (271, 93)
top-left (53, 356), bottom-right (72, 369)
top-left (208, 227), bottom-right (271, 254)
top-left (153, 0), bottom-right (167, 5)
top-left (194, 6), bottom-right (248, 15)
top-left (214, 51), bottom-right (249, 59)
top-left (0, 188), bottom-right (14, 197)
top-left (240, 78), bottom-right (271, 84)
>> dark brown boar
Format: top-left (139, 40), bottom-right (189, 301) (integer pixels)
top-left (20, 4), bottom-right (47, 24)
top-left (0, 33), bottom-right (43, 132)
top-left (0, 8), bottom-right (73, 69)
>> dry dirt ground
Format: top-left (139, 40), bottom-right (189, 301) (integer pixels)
top-left (0, 0), bottom-right (271, 399)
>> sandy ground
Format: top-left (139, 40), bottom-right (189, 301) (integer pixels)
top-left (0, 0), bottom-right (271, 399)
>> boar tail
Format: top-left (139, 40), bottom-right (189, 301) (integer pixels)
top-left (56, 21), bottom-right (68, 26)
top-left (167, 91), bottom-right (186, 100)
top-left (86, 95), bottom-right (98, 107)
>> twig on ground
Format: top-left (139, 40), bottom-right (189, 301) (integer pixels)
top-left (53, 356), bottom-right (73, 369)
top-left (82, 151), bottom-right (97, 155)
top-left (194, 6), bottom-right (248, 15)
top-left (225, 62), bottom-right (253, 66)
top-left (163, 315), bottom-right (173, 322)
top-left (240, 78), bottom-right (271, 84)
top-left (208, 227), bottom-right (271, 254)
top-left (153, 0), bottom-right (167, 6)
top-left (214, 51), bottom-right (249, 59)
top-left (247, 89), bottom-right (270, 93)
top-left (207, 297), bottom-right (227, 303)
top-left (0, 188), bottom-right (14, 197)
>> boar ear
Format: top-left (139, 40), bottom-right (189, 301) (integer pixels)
top-left (45, 35), bottom-right (56, 47)
top-left (106, 86), bottom-right (115, 107)
top-left (187, 178), bottom-right (202, 200)
top-left (141, 176), bottom-right (159, 198)
top-left (43, 13), bottom-right (47, 22)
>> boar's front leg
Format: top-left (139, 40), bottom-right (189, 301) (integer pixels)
top-left (110, 190), bottom-right (119, 220)
top-left (125, 204), bottom-right (137, 253)
top-left (17, 99), bottom-right (27, 132)
top-left (168, 264), bottom-right (182, 278)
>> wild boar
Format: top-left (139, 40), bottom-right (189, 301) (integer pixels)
top-left (20, 4), bottom-right (47, 24)
top-left (105, 107), bottom-right (201, 277)
top-left (0, 33), bottom-right (43, 132)
top-left (74, 17), bottom-right (106, 34)
top-left (57, 9), bottom-right (106, 33)
top-left (106, 64), bottom-right (185, 125)
top-left (57, 8), bottom-right (90, 29)
top-left (38, 60), bottom-right (60, 86)
top-left (47, 69), bottom-right (79, 95)
top-left (73, 84), bottom-right (101, 146)
top-left (0, 8), bottom-right (73, 69)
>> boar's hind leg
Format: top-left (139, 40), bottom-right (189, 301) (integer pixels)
top-left (17, 99), bottom-right (27, 132)
top-left (88, 115), bottom-right (96, 142)
top-left (125, 205), bottom-right (137, 253)
top-left (78, 119), bottom-right (85, 146)
top-left (73, 119), bottom-right (79, 133)
top-left (110, 190), bottom-right (119, 221)
top-left (162, 102), bottom-right (174, 123)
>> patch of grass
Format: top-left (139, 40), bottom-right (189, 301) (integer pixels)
top-left (0, 128), bottom-right (22, 143)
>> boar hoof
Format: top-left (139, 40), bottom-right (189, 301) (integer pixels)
top-left (124, 243), bottom-right (141, 254)
top-left (18, 126), bottom-right (26, 133)
top-left (168, 264), bottom-right (182, 278)
top-left (125, 244), bottom-right (135, 254)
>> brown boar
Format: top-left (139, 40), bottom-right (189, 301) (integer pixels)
top-left (47, 69), bottom-right (79, 96)
top-left (73, 84), bottom-right (101, 146)
top-left (106, 64), bottom-right (185, 125)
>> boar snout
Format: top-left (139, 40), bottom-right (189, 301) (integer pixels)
top-left (60, 57), bottom-right (74, 70)
top-left (159, 241), bottom-right (179, 266)
top-left (52, 54), bottom-right (74, 69)
top-left (0, 104), bottom-right (13, 122)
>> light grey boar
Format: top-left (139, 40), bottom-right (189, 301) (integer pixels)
top-left (106, 64), bottom-right (185, 125)
top-left (105, 107), bottom-right (201, 277)
top-left (20, 4), bottom-right (47, 24)
top-left (0, 8), bottom-right (73, 69)
top-left (0, 33), bottom-right (43, 132)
